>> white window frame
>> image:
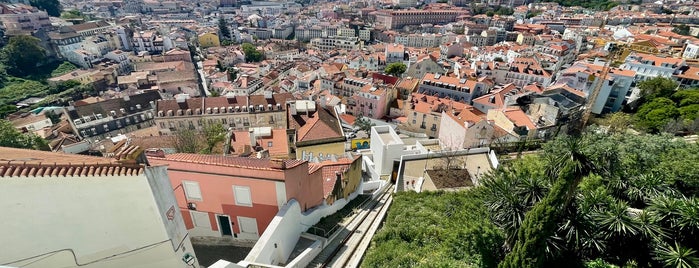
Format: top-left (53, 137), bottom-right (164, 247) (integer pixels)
top-left (233, 185), bottom-right (253, 207)
top-left (183, 181), bottom-right (203, 201)
top-left (190, 211), bottom-right (210, 229)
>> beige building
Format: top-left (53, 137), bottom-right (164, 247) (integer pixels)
top-left (154, 93), bottom-right (295, 135)
top-left (0, 3), bottom-right (50, 35)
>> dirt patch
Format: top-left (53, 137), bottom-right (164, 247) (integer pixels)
top-left (426, 169), bottom-right (473, 189)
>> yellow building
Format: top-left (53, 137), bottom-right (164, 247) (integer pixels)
top-left (198, 32), bottom-right (220, 48)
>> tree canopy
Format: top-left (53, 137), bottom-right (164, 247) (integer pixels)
top-left (384, 62), bottom-right (407, 76)
top-left (218, 18), bottom-right (231, 40)
top-left (0, 120), bottom-right (49, 150)
top-left (241, 43), bottom-right (264, 62)
top-left (353, 114), bottom-right (375, 135)
top-left (29, 0), bottom-right (62, 17)
top-left (1, 35), bottom-right (47, 77)
top-left (633, 78), bottom-right (699, 133)
top-left (364, 130), bottom-right (699, 268)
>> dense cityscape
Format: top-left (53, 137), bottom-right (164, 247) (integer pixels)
top-left (0, 0), bottom-right (698, 267)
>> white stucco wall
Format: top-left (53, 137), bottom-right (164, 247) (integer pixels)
top-left (0, 171), bottom-right (193, 268)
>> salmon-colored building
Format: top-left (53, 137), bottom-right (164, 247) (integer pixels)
top-left (148, 154), bottom-right (324, 240)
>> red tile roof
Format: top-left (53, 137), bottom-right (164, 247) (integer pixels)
top-left (0, 147), bottom-right (143, 177)
top-left (288, 105), bottom-right (344, 143)
top-left (157, 154), bottom-right (305, 170)
top-left (308, 156), bottom-right (358, 198)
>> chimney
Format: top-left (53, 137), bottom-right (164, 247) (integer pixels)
top-left (320, 96), bottom-right (327, 108)
top-left (270, 159), bottom-right (286, 169)
top-left (249, 128), bottom-right (256, 147)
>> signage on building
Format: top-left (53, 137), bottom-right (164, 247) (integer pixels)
top-left (351, 138), bottom-right (370, 150)
top-left (166, 206), bottom-right (176, 221)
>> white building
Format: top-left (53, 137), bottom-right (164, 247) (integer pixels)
top-left (310, 36), bottom-right (362, 52)
top-left (392, 0), bottom-right (417, 8)
top-left (682, 42), bottom-right (699, 59)
top-left (0, 147), bottom-right (198, 268)
top-left (620, 52), bottom-right (686, 82)
top-left (555, 61), bottom-right (637, 114)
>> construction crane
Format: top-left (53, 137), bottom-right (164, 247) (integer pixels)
top-left (573, 44), bottom-right (623, 134)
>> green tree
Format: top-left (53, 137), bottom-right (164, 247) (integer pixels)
top-left (635, 98), bottom-right (679, 133)
top-left (241, 43), bottom-right (264, 62)
top-left (50, 62), bottom-right (77, 77)
top-left (384, 62), bottom-right (407, 76)
top-left (0, 105), bottom-right (17, 118)
top-left (1, 35), bottom-right (47, 77)
top-left (202, 123), bottom-right (227, 154)
top-left (218, 17), bottom-right (231, 40)
top-left (639, 77), bottom-right (678, 101)
top-left (172, 128), bottom-right (201, 153)
top-left (353, 114), bottom-right (375, 135)
top-left (673, 25), bottom-right (691, 36)
top-left (499, 137), bottom-right (593, 268)
top-left (653, 242), bottom-right (699, 268)
top-left (29, 0), bottom-right (61, 17)
top-left (598, 112), bottom-right (633, 133)
top-left (0, 119), bottom-right (49, 150)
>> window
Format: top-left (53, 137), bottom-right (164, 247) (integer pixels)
top-left (183, 181), bottom-right (202, 201)
top-left (234, 186), bottom-right (252, 207)
top-left (190, 211), bottom-right (211, 228)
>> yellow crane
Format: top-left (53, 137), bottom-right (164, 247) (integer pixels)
top-left (576, 44), bottom-right (624, 133)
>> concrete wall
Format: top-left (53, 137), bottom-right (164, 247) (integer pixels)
top-left (296, 142), bottom-right (346, 161)
top-left (0, 172), bottom-right (192, 268)
top-left (245, 199), bottom-right (303, 266)
top-left (438, 111), bottom-right (466, 150)
top-left (244, 186), bottom-right (363, 266)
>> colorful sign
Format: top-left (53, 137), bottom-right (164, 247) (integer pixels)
top-left (351, 138), bottom-right (371, 150)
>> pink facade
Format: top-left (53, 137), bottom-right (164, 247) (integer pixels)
top-left (148, 154), bottom-right (324, 239)
top-left (349, 84), bottom-right (393, 119)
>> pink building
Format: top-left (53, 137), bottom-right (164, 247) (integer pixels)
top-left (148, 154), bottom-right (324, 240)
top-left (347, 84), bottom-right (395, 119)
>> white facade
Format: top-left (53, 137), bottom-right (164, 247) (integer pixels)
top-left (682, 43), bottom-right (699, 59)
top-left (0, 164), bottom-right (196, 268)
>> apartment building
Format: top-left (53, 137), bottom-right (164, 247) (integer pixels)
top-left (402, 92), bottom-right (471, 137)
top-left (147, 155), bottom-right (323, 240)
top-left (393, 0), bottom-right (417, 8)
top-left (66, 91), bottom-right (160, 141)
top-left (133, 30), bottom-right (165, 54)
top-left (338, 75), bottom-right (372, 97)
top-left (417, 73), bottom-right (491, 104)
top-left (0, 3), bottom-right (50, 34)
top-left (556, 61), bottom-right (636, 114)
top-left (154, 93), bottom-right (294, 134)
top-left (620, 52), bottom-right (686, 82)
top-left (287, 100), bottom-right (345, 161)
top-left (374, 6), bottom-right (469, 30)
top-left (310, 36), bottom-right (362, 52)
top-left (347, 84), bottom-right (395, 119)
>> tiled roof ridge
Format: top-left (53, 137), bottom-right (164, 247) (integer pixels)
top-left (0, 163), bottom-right (144, 177)
top-left (162, 154), bottom-right (305, 170)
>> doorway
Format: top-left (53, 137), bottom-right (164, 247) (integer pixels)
top-left (217, 215), bottom-right (233, 236)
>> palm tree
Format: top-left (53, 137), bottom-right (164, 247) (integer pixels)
top-left (500, 136), bottom-right (594, 268)
top-left (653, 242), bottom-right (699, 268)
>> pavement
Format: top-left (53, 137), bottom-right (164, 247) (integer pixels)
top-left (193, 244), bottom-right (252, 268)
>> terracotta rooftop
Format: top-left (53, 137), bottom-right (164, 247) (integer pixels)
top-left (503, 108), bottom-right (537, 130)
top-left (0, 147), bottom-right (143, 177)
top-left (288, 105), bottom-right (344, 143)
top-left (157, 154), bottom-right (305, 170)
